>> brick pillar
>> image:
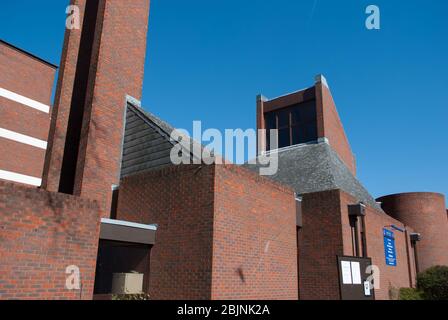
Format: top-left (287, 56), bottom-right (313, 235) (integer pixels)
top-left (315, 75), bottom-right (356, 175)
top-left (43, 0), bottom-right (150, 216)
top-left (256, 94), bottom-right (267, 155)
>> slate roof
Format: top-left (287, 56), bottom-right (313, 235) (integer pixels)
top-left (243, 142), bottom-right (383, 211)
top-left (121, 101), bottom-right (381, 211)
top-left (121, 101), bottom-right (203, 178)
top-left (121, 102), bottom-right (178, 177)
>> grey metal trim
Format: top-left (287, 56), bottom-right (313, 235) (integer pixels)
top-left (315, 74), bottom-right (329, 88)
top-left (101, 218), bottom-right (157, 231)
top-left (100, 219), bottom-right (157, 245)
top-left (257, 94), bottom-right (268, 102)
top-left (116, 96), bottom-right (136, 187)
top-left (265, 86), bottom-right (315, 102)
top-left (260, 139), bottom-right (321, 156)
top-left (296, 198), bottom-right (303, 228)
top-left (410, 233), bottom-right (422, 242)
top-left (317, 137), bottom-right (329, 144)
top-left (126, 95), bottom-right (142, 108)
top-left (348, 203), bottom-right (367, 217)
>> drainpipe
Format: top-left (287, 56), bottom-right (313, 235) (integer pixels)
top-left (410, 233), bottom-right (422, 275)
top-left (404, 228), bottom-right (413, 287)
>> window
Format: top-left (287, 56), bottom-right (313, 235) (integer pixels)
top-left (349, 215), bottom-right (360, 257)
top-left (360, 216), bottom-right (367, 258)
top-left (349, 215), bottom-right (367, 258)
top-left (265, 100), bottom-right (317, 151)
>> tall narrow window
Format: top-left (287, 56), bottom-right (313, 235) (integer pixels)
top-left (291, 101), bottom-right (318, 145)
top-left (349, 215), bottom-right (360, 257)
top-left (59, 0), bottom-right (102, 194)
top-left (360, 216), bottom-right (368, 257)
top-left (110, 185), bottom-right (120, 220)
top-left (410, 233), bottom-right (421, 274)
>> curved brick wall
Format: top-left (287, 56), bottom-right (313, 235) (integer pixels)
top-left (377, 193), bottom-right (448, 272)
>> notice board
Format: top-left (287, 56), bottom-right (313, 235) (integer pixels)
top-left (337, 256), bottom-right (375, 300)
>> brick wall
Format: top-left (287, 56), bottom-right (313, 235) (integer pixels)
top-left (212, 165), bottom-right (297, 300)
top-left (117, 165), bottom-right (215, 300)
top-left (299, 189), bottom-right (416, 300)
top-left (315, 80), bottom-right (356, 175)
top-left (340, 191), bottom-right (416, 300)
top-left (0, 41), bottom-right (55, 184)
top-left (0, 139), bottom-right (46, 178)
top-left (117, 164), bottom-right (298, 300)
top-left (378, 193), bottom-right (448, 272)
top-left (43, 0), bottom-right (150, 216)
top-left (299, 190), bottom-right (344, 300)
top-left (0, 181), bottom-right (100, 300)
top-left (0, 41), bottom-right (55, 104)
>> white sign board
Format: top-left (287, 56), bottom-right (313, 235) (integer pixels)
top-left (341, 261), bottom-right (352, 284)
top-left (351, 262), bottom-right (362, 284)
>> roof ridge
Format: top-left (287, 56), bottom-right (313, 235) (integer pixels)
top-left (324, 145), bottom-right (382, 210)
top-left (0, 39), bottom-right (58, 69)
top-left (127, 103), bottom-right (175, 143)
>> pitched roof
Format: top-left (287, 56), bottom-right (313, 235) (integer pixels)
top-left (0, 39), bottom-right (58, 69)
top-left (121, 102), bottom-right (381, 211)
top-left (244, 142), bottom-right (382, 210)
top-left (121, 102), bottom-right (177, 178)
top-left (121, 101), bottom-right (204, 178)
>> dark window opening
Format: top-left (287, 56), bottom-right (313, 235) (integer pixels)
top-left (265, 112), bottom-right (276, 150)
top-left (277, 109), bottom-right (289, 128)
top-left (59, 0), bottom-right (102, 194)
top-left (349, 215), bottom-right (367, 258)
top-left (296, 226), bottom-right (301, 300)
top-left (265, 100), bottom-right (317, 151)
top-left (360, 216), bottom-right (368, 258)
top-left (278, 128), bottom-right (290, 148)
top-left (349, 215), bottom-right (360, 257)
top-left (110, 186), bottom-right (119, 220)
top-left (412, 242), bottom-right (420, 274)
top-left (94, 240), bottom-right (151, 296)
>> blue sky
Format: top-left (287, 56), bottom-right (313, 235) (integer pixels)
top-left (1, 0), bottom-right (447, 199)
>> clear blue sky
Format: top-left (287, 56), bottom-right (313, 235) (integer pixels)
top-left (1, 0), bottom-right (447, 199)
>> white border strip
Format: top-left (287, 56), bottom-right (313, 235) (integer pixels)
top-left (0, 169), bottom-right (42, 186)
top-left (0, 128), bottom-right (47, 149)
top-left (101, 218), bottom-right (158, 231)
top-left (0, 87), bottom-right (50, 113)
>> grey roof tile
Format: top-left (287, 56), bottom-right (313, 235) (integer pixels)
top-left (243, 142), bottom-right (382, 211)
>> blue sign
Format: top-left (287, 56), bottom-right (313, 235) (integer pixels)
top-left (383, 229), bottom-right (397, 266)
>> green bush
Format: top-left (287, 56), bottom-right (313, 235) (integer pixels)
top-left (417, 266), bottom-right (448, 300)
top-left (399, 288), bottom-right (423, 300)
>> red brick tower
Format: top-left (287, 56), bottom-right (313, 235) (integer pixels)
top-left (315, 75), bottom-right (356, 175)
top-left (257, 75), bottom-right (357, 175)
top-left (378, 192), bottom-right (448, 272)
top-left (42, 0), bottom-right (150, 216)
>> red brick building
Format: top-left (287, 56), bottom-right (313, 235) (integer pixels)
top-left (1, 0), bottom-right (448, 301)
top-left (0, 40), bottom-right (56, 187)
top-left (246, 76), bottom-right (447, 300)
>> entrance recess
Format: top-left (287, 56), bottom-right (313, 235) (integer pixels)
top-left (94, 219), bottom-right (157, 298)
